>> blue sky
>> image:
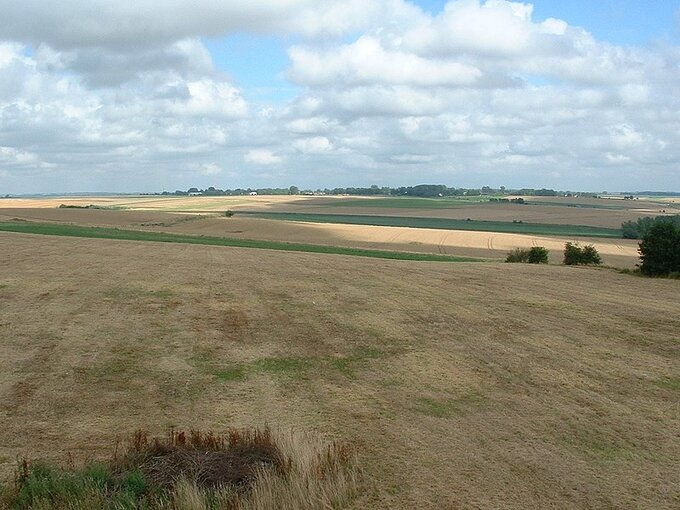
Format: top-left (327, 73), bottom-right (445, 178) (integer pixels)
top-left (1, 1), bottom-right (679, 192)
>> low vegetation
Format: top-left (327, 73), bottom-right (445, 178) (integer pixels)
top-left (563, 242), bottom-right (602, 265)
top-left (0, 427), bottom-right (359, 509)
top-left (505, 246), bottom-right (549, 264)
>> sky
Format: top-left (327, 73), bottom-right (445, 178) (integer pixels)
top-left (0, 1), bottom-right (679, 193)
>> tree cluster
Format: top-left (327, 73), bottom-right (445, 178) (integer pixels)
top-left (151, 184), bottom-right (567, 198)
top-left (638, 221), bottom-right (680, 276)
top-left (563, 243), bottom-right (602, 265)
top-left (621, 215), bottom-right (680, 239)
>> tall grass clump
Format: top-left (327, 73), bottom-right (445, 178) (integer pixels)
top-left (2, 426), bottom-right (360, 510)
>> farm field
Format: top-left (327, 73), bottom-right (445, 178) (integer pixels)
top-left (0, 232), bottom-right (678, 509)
top-left (0, 207), bottom-right (640, 267)
top-left (2, 194), bottom-right (677, 228)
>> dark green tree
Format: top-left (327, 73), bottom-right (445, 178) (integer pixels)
top-left (638, 222), bottom-right (680, 276)
top-left (563, 242), bottom-right (602, 265)
top-left (527, 246), bottom-right (549, 264)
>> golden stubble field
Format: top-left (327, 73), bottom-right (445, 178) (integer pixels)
top-left (0, 232), bottom-right (678, 509)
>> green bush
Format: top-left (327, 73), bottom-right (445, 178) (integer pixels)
top-left (638, 221), bottom-right (680, 276)
top-left (506, 248), bottom-right (529, 263)
top-left (563, 242), bottom-right (602, 265)
top-left (506, 246), bottom-right (548, 264)
top-left (527, 246), bottom-right (549, 264)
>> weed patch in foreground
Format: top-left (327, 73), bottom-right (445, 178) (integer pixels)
top-left (1, 427), bottom-right (359, 510)
top-left (656, 376), bottom-right (680, 391)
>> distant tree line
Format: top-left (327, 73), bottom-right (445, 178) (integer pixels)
top-left (152, 184), bottom-right (572, 198)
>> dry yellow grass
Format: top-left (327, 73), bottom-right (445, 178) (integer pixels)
top-left (0, 231), bottom-right (678, 508)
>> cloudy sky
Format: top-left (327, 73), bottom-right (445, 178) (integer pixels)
top-left (1, 0), bottom-right (679, 193)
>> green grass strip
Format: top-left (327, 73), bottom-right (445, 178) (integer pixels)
top-left (0, 221), bottom-right (482, 262)
top-left (240, 212), bottom-right (622, 238)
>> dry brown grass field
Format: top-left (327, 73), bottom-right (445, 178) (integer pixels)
top-left (0, 231), bottom-right (678, 509)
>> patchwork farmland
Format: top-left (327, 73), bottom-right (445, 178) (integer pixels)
top-left (0, 195), bottom-right (678, 508)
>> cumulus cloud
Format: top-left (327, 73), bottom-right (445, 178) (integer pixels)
top-left (244, 149), bottom-right (283, 165)
top-left (0, 0), bottom-right (423, 49)
top-left (0, 0), bottom-right (678, 192)
top-left (288, 36), bottom-right (481, 87)
top-left (293, 136), bottom-right (333, 154)
top-left (199, 163), bottom-right (222, 175)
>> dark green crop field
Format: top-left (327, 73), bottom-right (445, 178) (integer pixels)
top-left (239, 212), bottom-right (623, 238)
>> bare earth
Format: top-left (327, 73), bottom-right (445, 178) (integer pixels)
top-left (0, 232), bottom-right (678, 509)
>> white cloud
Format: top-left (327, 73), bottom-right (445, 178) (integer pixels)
top-left (0, 1), bottom-right (679, 192)
top-left (171, 79), bottom-right (248, 119)
top-left (244, 149), bottom-right (283, 165)
top-left (605, 153), bottom-right (631, 164)
top-left (0, 0), bottom-right (424, 49)
top-left (293, 136), bottom-right (332, 154)
top-left (402, 0), bottom-right (536, 57)
top-left (199, 163), bottom-right (222, 175)
top-left (288, 36), bottom-right (481, 87)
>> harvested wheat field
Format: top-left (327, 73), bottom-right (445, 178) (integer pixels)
top-left (0, 231), bottom-right (678, 509)
top-left (155, 217), bottom-right (639, 267)
top-left (0, 195), bottom-right (308, 212)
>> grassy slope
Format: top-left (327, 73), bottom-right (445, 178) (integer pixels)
top-left (240, 212), bottom-right (623, 238)
top-left (0, 235), bottom-right (678, 509)
top-left (0, 221), bottom-right (481, 262)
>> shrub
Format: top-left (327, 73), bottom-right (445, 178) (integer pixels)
top-left (638, 221), bottom-right (680, 276)
top-left (505, 246), bottom-right (548, 264)
top-left (563, 242), bottom-right (602, 265)
top-left (527, 246), bottom-right (549, 264)
top-left (506, 248), bottom-right (529, 263)
top-left (224, 210), bottom-right (234, 217)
